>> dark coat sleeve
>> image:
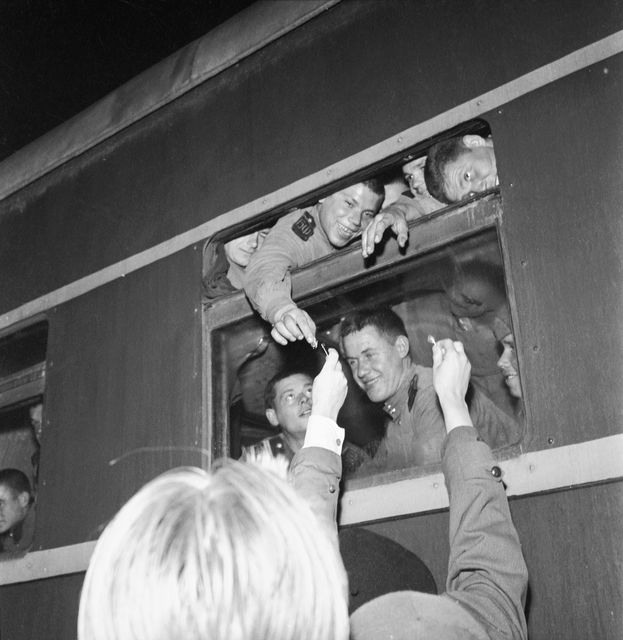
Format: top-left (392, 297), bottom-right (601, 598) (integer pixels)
top-left (442, 427), bottom-right (528, 640)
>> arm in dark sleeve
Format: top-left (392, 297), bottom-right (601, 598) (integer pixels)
top-left (442, 426), bottom-right (528, 640)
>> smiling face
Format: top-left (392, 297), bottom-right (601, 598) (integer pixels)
top-left (318, 183), bottom-right (383, 248)
top-left (224, 229), bottom-right (269, 268)
top-left (265, 373), bottom-right (314, 441)
top-left (497, 333), bottom-right (522, 399)
top-left (342, 326), bottom-right (409, 403)
top-left (0, 484), bottom-right (29, 535)
top-left (442, 135), bottom-right (498, 202)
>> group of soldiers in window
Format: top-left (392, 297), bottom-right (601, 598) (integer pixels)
top-left (203, 133), bottom-right (521, 476)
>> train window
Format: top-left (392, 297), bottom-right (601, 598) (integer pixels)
top-left (207, 219), bottom-right (522, 488)
top-left (0, 320), bottom-right (47, 556)
top-left (204, 118), bottom-right (512, 494)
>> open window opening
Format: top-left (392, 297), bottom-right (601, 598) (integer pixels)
top-left (204, 119), bottom-right (519, 490)
top-left (0, 319), bottom-right (47, 556)
top-left (202, 119), bottom-right (496, 306)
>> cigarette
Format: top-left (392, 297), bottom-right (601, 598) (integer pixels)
top-left (320, 342), bottom-right (329, 356)
top-left (427, 335), bottom-right (436, 346)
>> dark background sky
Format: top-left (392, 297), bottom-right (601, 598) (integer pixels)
top-left (0, 0), bottom-right (257, 163)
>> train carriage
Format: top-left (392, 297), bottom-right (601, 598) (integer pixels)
top-left (0, 1), bottom-right (622, 638)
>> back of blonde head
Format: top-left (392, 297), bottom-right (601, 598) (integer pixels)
top-left (78, 460), bottom-right (349, 640)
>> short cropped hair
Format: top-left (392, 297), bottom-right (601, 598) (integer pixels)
top-left (424, 137), bottom-right (467, 204)
top-left (78, 461), bottom-right (348, 640)
top-left (339, 307), bottom-right (408, 344)
top-left (0, 468), bottom-right (32, 501)
top-left (361, 176), bottom-right (385, 199)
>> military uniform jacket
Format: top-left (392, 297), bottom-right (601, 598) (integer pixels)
top-left (369, 363), bottom-right (521, 473)
top-left (291, 427), bottom-right (528, 640)
top-left (244, 205), bottom-right (334, 323)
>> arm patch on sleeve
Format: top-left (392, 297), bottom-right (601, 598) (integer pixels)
top-left (292, 211), bottom-right (316, 241)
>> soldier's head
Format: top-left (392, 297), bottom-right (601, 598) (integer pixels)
top-left (318, 180), bottom-right (384, 248)
top-left (264, 370), bottom-right (315, 443)
top-left (340, 308), bottom-right (411, 403)
top-left (425, 134), bottom-right (497, 204)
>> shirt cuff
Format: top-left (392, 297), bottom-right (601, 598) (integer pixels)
top-left (303, 415), bottom-right (345, 455)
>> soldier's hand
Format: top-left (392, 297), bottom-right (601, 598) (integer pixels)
top-left (361, 207), bottom-right (409, 257)
top-left (311, 348), bottom-right (348, 422)
top-left (271, 305), bottom-right (317, 346)
top-left (432, 339), bottom-right (472, 432)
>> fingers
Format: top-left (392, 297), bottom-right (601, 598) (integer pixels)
top-left (393, 214), bottom-right (409, 248)
top-left (272, 307), bottom-right (317, 345)
top-left (432, 339), bottom-right (465, 365)
top-left (361, 214), bottom-right (388, 257)
top-left (320, 347), bottom-right (341, 369)
top-left (361, 209), bottom-right (410, 256)
top-left (270, 325), bottom-right (289, 345)
top-left (312, 348), bottom-right (348, 420)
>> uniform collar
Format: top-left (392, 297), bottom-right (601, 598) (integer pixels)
top-left (383, 362), bottom-right (420, 423)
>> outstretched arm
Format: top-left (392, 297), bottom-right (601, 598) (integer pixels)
top-left (432, 340), bottom-right (528, 640)
top-left (244, 214), bottom-right (317, 345)
top-left (290, 349), bottom-right (347, 531)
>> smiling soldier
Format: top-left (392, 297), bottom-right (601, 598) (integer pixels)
top-left (244, 180), bottom-right (384, 346)
top-left (497, 332), bottom-right (523, 399)
top-left (340, 307), bottom-right (519, 471)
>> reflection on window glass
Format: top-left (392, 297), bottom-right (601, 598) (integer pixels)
top-left (212, 228), bottom-right (522, 482)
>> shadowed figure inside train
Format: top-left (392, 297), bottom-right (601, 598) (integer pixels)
top-left (0, 468), bottom-right (35, 554)
top-left (203, 228), bottom-right (270, 300)
top-left (394, 259), bottom-right (518, 417)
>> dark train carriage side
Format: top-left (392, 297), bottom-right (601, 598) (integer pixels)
top-left (0, 2), bottom-right (621, 639)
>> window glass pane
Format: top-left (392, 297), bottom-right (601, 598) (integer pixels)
top-left (211, 227), bottom-right (522, 483)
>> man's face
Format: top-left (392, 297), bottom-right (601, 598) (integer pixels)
top-left (342, 326), bottom-right (407, 403)
top-left (266, 373), bottom-right (313, 438)
top-left (224, 229), bottom-right (269, 268)
top-left (443, 135), bottom-right (498, 203)
top-left (497, 333), bottom-right (522, 399)
top-left (318, 184), bottom-right (383, 248)
top-left (0, 484), bottom-right (29, 534)
top-left (402, 157), bottom-right (428, 197)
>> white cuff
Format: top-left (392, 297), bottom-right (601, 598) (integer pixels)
top-left (303, 415), bottom-right (345, 455)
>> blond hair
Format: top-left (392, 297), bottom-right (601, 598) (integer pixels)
top-left (78, 459), bottom-right (348, 640)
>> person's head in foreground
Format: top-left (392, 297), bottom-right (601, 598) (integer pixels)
top-left (339, 307), bottom-right (411, 404)
top-left (318, 180), bottom-right (384, 248)
top-left (78, 461), bottom-right (349, 640)
top-left (0, 468), bottom-right (33, 537)
top-left (497, 332), bottom-right (522, 399)
top-left (425, 134), bottom-right (498, 204)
